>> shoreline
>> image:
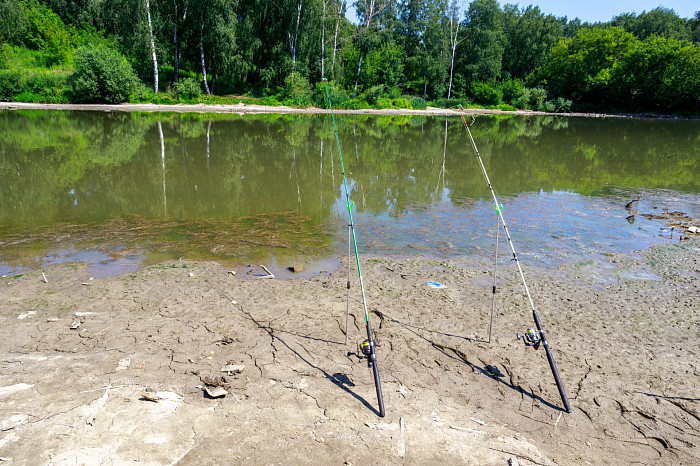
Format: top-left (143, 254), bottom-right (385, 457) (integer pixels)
top-left (1, 237), bottom-right (698, 464)
top-left (1, 100), bottom-right (697, 120)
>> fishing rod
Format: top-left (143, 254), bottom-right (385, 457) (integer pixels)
top-left (458, 105), bottom-right (572, 413)
top-left (322, 78), bottom-right (386, 418)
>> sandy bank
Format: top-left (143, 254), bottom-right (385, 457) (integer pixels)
top-left (1, 100), bottom-right (688, 119)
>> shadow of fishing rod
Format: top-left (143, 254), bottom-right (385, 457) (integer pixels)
top-left (430, 341), bottom-right (565, 412)
top-left (636, 392), bottom-right (700, 402)
top-left (394, 315), bottom-right (564, 412)
top-left (206, 279), bottom-right (382, 416)
top-left (369, 306), bottom-right (487, 344)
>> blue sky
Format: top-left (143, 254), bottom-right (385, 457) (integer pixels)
top-left (346, 1), bottom-right (698, 24)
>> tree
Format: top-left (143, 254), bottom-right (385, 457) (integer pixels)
top-left (145, 0), bottom-right (159, 92)
top-left (352, 0), bottom-right (391, 95)
top-left (445, 0), bottom-right (464, 99)
top-left (501, 5), bottom-right (563, 80)
top-left (197, 0), bottom-right (237, 94)
top-left (460, 0), bottom-right (504, 84)
top-left (534, 27), bottom-right (637, 108)
top-left (612, 7), bottom-right (691, 41)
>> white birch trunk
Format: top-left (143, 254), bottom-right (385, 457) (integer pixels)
top-left (288, 0), bottom-right (303, 76)
top-left (199, 3), bottom-right (210, 94)
top-left (447, 0), bottom-right (461, 100)
top-left (146, 0), bottom-right (159, 92)
top-left (321, 0), bottom-right (326, 78)
top-left (332, 0), bottom-right (343, 76)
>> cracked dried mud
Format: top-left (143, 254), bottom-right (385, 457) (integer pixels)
top-left (0, 238), bottom-right (698, 465)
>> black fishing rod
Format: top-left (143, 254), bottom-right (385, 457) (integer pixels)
top-left (458, 106), bottom-right (572, 413)
top-left (323, 78), bottom-right (386, 417)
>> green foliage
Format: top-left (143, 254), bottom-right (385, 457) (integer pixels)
top-left (376, 97), bottom-right (393, 109)
top-left (536, 27), bottom-right (700, 111)
top-left (312, 80), bottom-right (348, 109)
top-left (0, 1), bottom-right (697, 114)
top-left (406, 95), bottom-right (427, 109)
top-left (496, 103), bottom-right (517, 111)
top-left (0, 69), bottom-right (25, 99)
top-left (392, 97), bottom-right (411, 109)
top-left (461, 0), bottom-right (505, 83)
top-left (284, 74), bottom-right (313, 107)
top-left (502, 5), bottom-right (563, 79)
top-left (70, 44), bottom-right (138, 103)
top-left (428, 97), bottom-right (471, 109)
top-left (470, 82), bottom-right (503, 105)
top-left (174, 77), bottom-right (202, 100)
top-left (498, 78), bottom-right (525, 103)
top-left (0, 68), bottom-right (69, 101)
top-left (364, 84), bottom-right (386, 104)
top-left (197, 94), bottom-right (240, 105)
top-left (553, 97), bottom-right (572, 112)
top-left (611, 7), bottom-right (691, 41)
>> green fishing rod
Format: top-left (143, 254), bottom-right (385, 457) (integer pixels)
top-left (323, 78), bottom-right (385, 418)
top-left (458, 106), bottom-right (572, 413)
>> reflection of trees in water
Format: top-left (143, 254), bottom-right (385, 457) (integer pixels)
top-left (0, 111), bottom-right (698, 232)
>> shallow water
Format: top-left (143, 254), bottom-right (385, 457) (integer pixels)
top-left (0, 110), bottom-right (698, 277)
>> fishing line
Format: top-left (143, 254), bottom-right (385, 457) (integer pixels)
top-left (458, 106), bottom-right (572, 413)
top-left (323, 79), bottom-right (386, 417)
top-left (489, 213), bottom-right (500, 344)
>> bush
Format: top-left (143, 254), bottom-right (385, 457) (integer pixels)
top-left (14, 90), bottom-right (68, 103)
top-left (529, 87), bottom-right (548, 110)
top-left (313, 80), bottom-right (348, 108)
top-left (339, 98), bottom-right (369, 110)
top-left (392, 97), bottom-right (411, 109)
top-left (499, 79), bottom-right (525, 103)
top-left (496, 103), bottom-right (517, 111)
top-left (406, 95), bottom-right (427, 109)
top-left (0, 69), bottom-right (26, 99)
top-left (471, 82), bottom-right (503, 106)
top-left (429, 97), bottom-right (470, 109)
top-left (284, 73), bottom-right (312, 107)
top-left (0, 44), bottom-right (9, 69)
top-left (553, 97), bottom-right (572, 113)
top-left (174, 77), bottom-right (202, 100)
top-left (376, 97), bottom-right (393, 109)
top-left (364, 84), bottom-right (385, 104)
top-left (70, 45), bottom-right (139, 103)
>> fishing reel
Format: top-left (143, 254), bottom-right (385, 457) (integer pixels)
top-left (517, 328), bottom-right (541, 350)
top-left (347, 339), bottom-right (376, 367)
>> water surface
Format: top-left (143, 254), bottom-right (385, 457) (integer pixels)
top-left (1, 110), bottom-right (698, 277)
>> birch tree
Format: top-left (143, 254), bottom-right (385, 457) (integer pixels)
top-left (446, 0), bottom-right (464, 99)
top-left (288, 0), bottom-right (303, 76)
top-left (145, 0), bottom-right (159, 92)
top-left (352, 0), bottom-right (389, 96)
top-left (199, 0), bottom-right (210, 93)
top-left (171, 0), bottom-right (189, 85)
top-left (331, 0), bottom-right (345, 77)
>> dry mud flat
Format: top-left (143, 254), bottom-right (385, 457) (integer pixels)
top-left (0, 238), bottom-right (698, 465)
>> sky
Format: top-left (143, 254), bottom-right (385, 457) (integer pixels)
top-left (346, 1), bottom-right (698, 24)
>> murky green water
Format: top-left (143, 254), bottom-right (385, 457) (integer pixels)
top-left (1, 109), bottom-right (698, 277)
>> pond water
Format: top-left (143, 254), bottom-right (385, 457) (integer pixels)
top-left (1, 109), bottom-right (698, 278)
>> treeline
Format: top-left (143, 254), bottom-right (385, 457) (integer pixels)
top-left (0, 0), bottom-right (699, 112)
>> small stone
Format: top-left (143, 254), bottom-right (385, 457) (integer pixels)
top-left (189, 272), bottom-right (194, 277)
top-left (221, 364), bottom-right (244, 374)
top-left (205, 386), bottom-right (227, 398)
top-left (288, 265), bottom-right (303, 273)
